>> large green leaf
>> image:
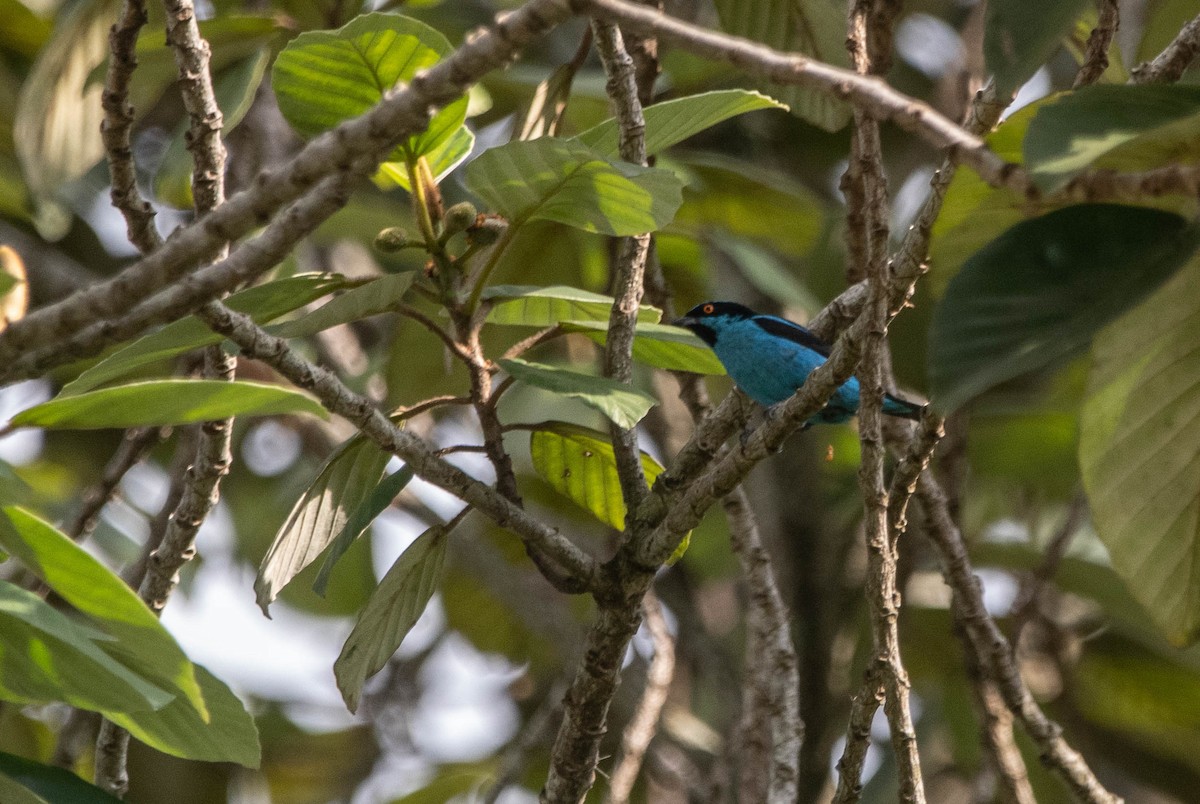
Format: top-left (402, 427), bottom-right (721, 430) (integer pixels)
top-left (63, 274), bottom-right (346, 395)
top-left (1079, 253), bottom-right (1200, 645)
top-left (465, 138), bottom-right (683, 235)
top-left (0, 582), bottom-right (173, 714)
top-left (374, 126), bottom-right (474, 192)
top-left (0, 507), bottom-right (205, 716)
top-left (529, 421), bottom-right (665, 531)
top-left (105, 664), bottom-right (261, 767)
top-left (256, 437), bottom-right (391, 614)
top-left (11, 380), bottom-right (327, 429)
top-left (0, 752), bottom-right (121, 803)
top-left (272, 12), bottom-right (467, 188)
top-left (559, 320), bottom-right (726, 375)
top-left (576, 89), bottom-right (786, 158)
top-left (1024, 85), bottom-right (1200, 192)
top-left (482, 285), bottom-right (661, 327)
top-left (334, 523), bottom-right (448, 712)
top-left (268, 272), bottom-right (415, 339)
top-left (712, 0), bottom-right (850, 132)
top-left (313, 466), bottom-right (415, 597)
top-left (984, 0), bottom-right (1091, 95)
top-left (499, 358), bottom-right (658, 429)
top-left (929, 204), bottom-right (1200, 411)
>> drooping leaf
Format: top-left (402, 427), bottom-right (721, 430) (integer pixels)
top-left (0, 507), bottom-right (205, 716)
top-left (268, 272), bottom-right (415, 339)
top-left (984, 0), bottom-right (1091, 95)
top-left (272, 12), bottom-right (467, 188)
top-left (11, 380), bottom-right (327, 430)
top-left (1024, 85), bottom-right (1200, 192)
top-left (499, 358), bottom-right (658, 429)
top-left (0, 582), bottom-right (174, 714)
top-left (374, 126), bottom-right (475, 191)
top-left (64, 274), bottom-right (346, 395)
top-left (559, 321), bottom-right (726, 375)
top-left (1079, 253), bottom-right (1200, 645)
top-left (313, 466), bottom-right (416, 597)
top-left (929, 204), bottom-right (1200, 411)
top-left (712, 0), bottom-right (850, 132)
top-left (334, 523), bottom-right (448, 712)
top-left (576, 89), bottom-right (787, 158)
top-left (482, 285), bottom-right (661, 327)
top-left (465, 138), bottom-right (683, 235)
top-left (529, 421), bottom-right (666, 531)
top-left (256, 437), bottom-right (391, 614)
top-left (104, 664), bottom-right (261, 767)
top-left (0, 752), bottom-right (121, 803)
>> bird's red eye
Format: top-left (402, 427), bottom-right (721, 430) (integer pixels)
top-left (702, 303), bottom-right (714, 314)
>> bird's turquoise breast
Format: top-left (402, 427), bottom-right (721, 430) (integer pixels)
top-left (713, 321), bottom-right (825, 407)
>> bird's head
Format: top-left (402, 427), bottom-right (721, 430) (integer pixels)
top-left (673, 301), bottom-right (756, 346)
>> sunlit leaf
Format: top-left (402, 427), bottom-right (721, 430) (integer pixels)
top-left (984, 0), bottom-right (1091, 95)
top-left (374, 126), bottom-right (475, 192)
top-left (559, 320), bottom-right (726, 375)
top-left (529, 421), bottom-right (666, 531)
top-left (11, 380), bottom-right (327, 429)
top-left (577, 89), bottom-right (787, 157)
top-left (105, 664), bottom-right (261, 767)
top-left (483, 285), bottom-right (661, 327)
top-left (313, 466), bottom-right (415, 597)
top-left (465, 138), bottom-right (683, 235)
top-left (256, 438), bottom-right (390, 614)
top-left (712, 0), bottom-right (850, 132)
top-left (1024, 85), bottom-right (1200, 191)
top-left (0, 507), bottom-right (205, 716)
top-left (499, 358), bottom-right (658, 429)
top-left (64, 274), bottom-right (347, 396)
top-left (272, 12), bottom-right (467, 181)
top-left (1080, 253), bottom-right (1200, 645)
top-left (929, 204), bottom-right (1200, 411)
top-left (334, 523), bottom-right (448, 712)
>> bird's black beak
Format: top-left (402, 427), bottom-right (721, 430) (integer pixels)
top-left (672, 316), bottom-right (697, 330)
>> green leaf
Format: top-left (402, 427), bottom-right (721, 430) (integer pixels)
top-left (712, 0), bottom-right (850, 132)
top-left (272, 13), bottom-right (466, 175)
top-left (0, 507), bottom-right (206, 717)
top-left (0, 752), bottom-right (121, 803)
top-left (560, 320), bottom-right (726, 374)
top-left (256, 437), bottom-right (391, 614)
top-left (0, 0), bottom-right (52, 59)
top-left (529, 421), bottom-right (666, 531)
top-left (1137, 0), bottom-right (1200, 65)
top-left (64, 274), bottom-right (346, 395)
top-left (1079, 253), bottom-right (1200, 645)
top-left (482, 285), bottom-right (662, 327)
top-left (929, 204), bottom-right (1200, 411)
top-left (0, 582), bottom-right (174, 714)
top-left (268, 272), bottom-right (414, 339)
top-left (0, 773), bottom-right (49, 804)
top-left (334, 523), bottom-right (448, 712)
top-left (576, 89), bottom-right (787, 158)
top-left (105, 664), bottom-right (261, 767)
top-left (499, 358), bottom-right (658, 429)
top-left (313, 466), bottom-right (416, 597)
top-left (374, 126), bottom-right (475, 192)
top-left (465, 138), bottom-right (683, 235)
top-left (1024, 85), bottom-right (1200, 192)
top-left (984, 0), bottom-right (1091, 95)
top-left (11, 380), bottom-right (327, 429)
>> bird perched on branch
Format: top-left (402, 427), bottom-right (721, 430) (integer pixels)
top-left (674, 301), bottom-right (925, 426)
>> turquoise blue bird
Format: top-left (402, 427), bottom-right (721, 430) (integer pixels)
top-left (674, 301), bottom-right (924, 426)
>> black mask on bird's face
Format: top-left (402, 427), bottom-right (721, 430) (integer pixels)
top-left (672, 301), bottom-right (755, 346)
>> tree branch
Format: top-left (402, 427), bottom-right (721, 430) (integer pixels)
top-left (1131, 12), bottom-right (1200, 84)
top-left (1073, 0), bottom-right (1119, 89)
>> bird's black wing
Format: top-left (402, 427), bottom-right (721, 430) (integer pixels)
top-left (751, 315), bottom-right (833, 357)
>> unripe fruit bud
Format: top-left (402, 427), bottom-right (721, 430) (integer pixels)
top-left (374, 227), bottom-right (410, 253)
top-left (443, 202), bottom-right (478, 235)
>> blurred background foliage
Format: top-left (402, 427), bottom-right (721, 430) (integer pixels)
top-left (1, 0), bottom-right (1200, 802)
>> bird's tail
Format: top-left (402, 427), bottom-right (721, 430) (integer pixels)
top-left (882, 393), bottom-right (925, 421)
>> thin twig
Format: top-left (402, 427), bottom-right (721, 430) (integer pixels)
top-left (606, 590), bottom-right (676, 804)
top-left (1008, 492), bottom-right (1089, 646)
top-left (592, 18), bottom-right (651, 520)
top-left (482, 680), bottom-right (570, 804)
top-left (1073, 0), bottom-right (1119, 88)
top-left (1131, 12), bottom-right (1200, 84)
top-left (393, 302), bottom-right (474, 363)
top-left (64, 427), bottom-right (167, 542)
